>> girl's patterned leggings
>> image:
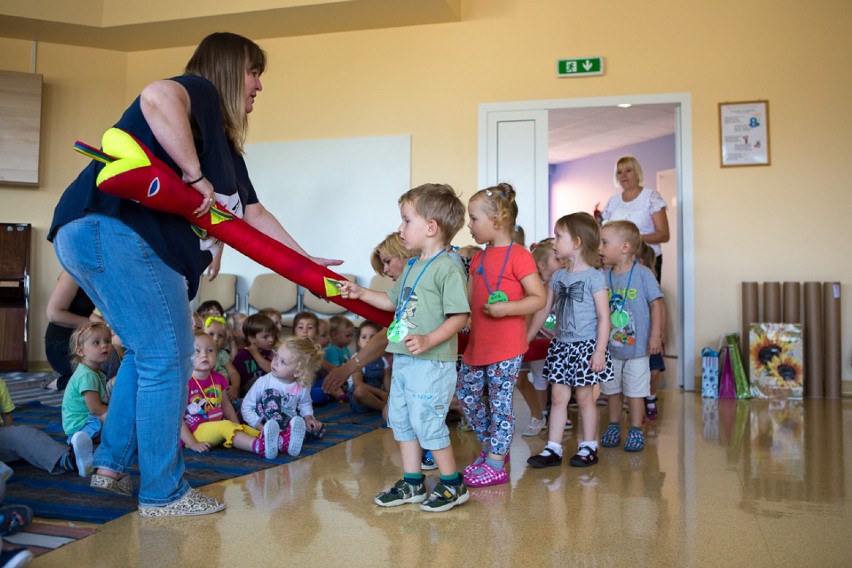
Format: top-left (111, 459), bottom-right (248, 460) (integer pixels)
top-left (456, 355), bottom-right (523, 456)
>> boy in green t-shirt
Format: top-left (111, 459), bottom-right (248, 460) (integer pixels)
top-left (341, 183), bottom-right (470, 512)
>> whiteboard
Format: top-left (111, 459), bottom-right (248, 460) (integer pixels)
top-left (219, 135), bottom-right (411, 311)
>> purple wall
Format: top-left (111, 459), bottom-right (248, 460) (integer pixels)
top-left (549, 134), bottom-right (676, 230)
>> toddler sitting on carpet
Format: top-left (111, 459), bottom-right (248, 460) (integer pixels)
top-left (181, 332), bottom-right (305, 460)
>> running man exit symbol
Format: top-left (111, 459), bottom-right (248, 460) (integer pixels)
top-left (557, 57), bottom-right (604, 77)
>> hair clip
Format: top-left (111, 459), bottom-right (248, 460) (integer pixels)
top-left (205, 316), bottom-right (227, 327)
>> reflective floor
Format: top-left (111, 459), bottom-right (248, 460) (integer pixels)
top-left (33, 387), bottom-right (852, 567)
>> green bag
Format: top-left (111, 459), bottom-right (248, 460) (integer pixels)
top-left (723, 333), bottom-right (751, 399)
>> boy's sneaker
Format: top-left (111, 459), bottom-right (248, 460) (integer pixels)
top-left (262, 421), bottom-right (280, 460)
top-left (420, 482), bottom-right (469, 512)
top-left (526, 447), bottom-right (562, 468)
top-left (645, 396), bottom-right (659, 420)
top-left (374, 479), bottom-right (427, 507)
top-left (421, 450), bottom-right (437, 470)
top-left (69, 431), bottom-right (94, 477)
top-left (522, 416), bottom-right (545, 437)
top-left (564, 418), bottom-right (573, 431)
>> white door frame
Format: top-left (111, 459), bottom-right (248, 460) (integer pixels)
top-left (478, 93), bottom-right (695, 391)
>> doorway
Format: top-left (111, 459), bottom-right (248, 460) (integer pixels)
top-left (477, 93), bottom-right (695, 390)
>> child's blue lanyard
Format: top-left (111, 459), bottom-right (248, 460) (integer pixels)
top-left (608, 259), bottom-right (638, 313)
top-left (395, 249), bottom-right (447, 320)
top-left (477, 241), bottom-right (513, 295)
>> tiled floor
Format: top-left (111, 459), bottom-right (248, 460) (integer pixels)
top-left (29, 387), bottom-right (852, 567)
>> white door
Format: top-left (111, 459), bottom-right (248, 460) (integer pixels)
top-left (657, 168), bottom-right (679, 357)
top-left (479, 94), bottom-right (695, 391)
top-left (480, 109), bottom-right (550, 243)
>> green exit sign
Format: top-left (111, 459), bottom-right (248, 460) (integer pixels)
top-left (557, 57), bottom-right (604, 77)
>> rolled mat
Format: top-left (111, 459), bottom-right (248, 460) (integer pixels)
top-left (822, 282), bottom-right (842, 399)
top-left (763, 281), bottom-right (782, 323)
top-left (783, 281), bottom-right (801, 324)
top-left (742, 282), bottom-right (759, 367)
top-left (803, 282), bottom-right (823, 398)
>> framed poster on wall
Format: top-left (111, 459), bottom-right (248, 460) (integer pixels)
top-left (719, 100), bottom-right (770, 167)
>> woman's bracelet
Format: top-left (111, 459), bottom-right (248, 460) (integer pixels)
top-left (186, 174), bottom-right (205, 185)
top-left (352, 353), bottom-right (361, 371)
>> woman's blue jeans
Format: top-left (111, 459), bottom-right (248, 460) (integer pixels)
top-left (54, 214), bottom-right (192, 506)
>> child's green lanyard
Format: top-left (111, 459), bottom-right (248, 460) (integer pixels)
top-left (387, 249), bottom-right (447, 343)
top-left (477, 241), bottom-right (513, 304)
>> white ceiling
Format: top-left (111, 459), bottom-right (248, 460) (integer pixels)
top-left (548, 103), bottom-right (677, 164)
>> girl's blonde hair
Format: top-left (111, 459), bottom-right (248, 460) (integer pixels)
top-left (470, 183), bottom-right (519, 236)
top-left (370, 233), bottom-right (412, 275)
top-left (602, 219), bottom-right (642, 257)
top-left (203, 315), bottom-right (229, 331)
top-left (280, 337), bottom-right (324, 388)
top-left (184, 32), bottom-right (267, 153)
top-left (193, 330), bottom-right (217, 349)
top-left (554, 212), bottom-right (602, 269)
top-left (69, 322), bottom-right (112, 369)
top-left (636, 240), bottom-right (657, 278)
top-left (530, 238), bottom-right (555, 268)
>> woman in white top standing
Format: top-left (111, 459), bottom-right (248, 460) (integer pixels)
top-left (602, 156), bottom-right (669, 281)
top-left (601, 155), bottom-right (670, 421)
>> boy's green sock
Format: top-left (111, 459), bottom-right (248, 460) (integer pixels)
top-left (440, 472), bottom-right (462, 486)
top-left (403, 473), bottom-right (425, 485)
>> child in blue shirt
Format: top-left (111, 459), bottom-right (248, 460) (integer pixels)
top-left (598, 220), bottom-right (664, 452)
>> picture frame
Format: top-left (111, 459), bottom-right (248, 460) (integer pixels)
top-left (719, 100), bottom-right (770, 167)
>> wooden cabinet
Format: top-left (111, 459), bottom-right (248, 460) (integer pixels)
top-left (0, 223), bottom-right (31, 371)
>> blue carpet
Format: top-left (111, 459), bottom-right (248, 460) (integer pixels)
top-left (3, 401), bottom-right (382, 524)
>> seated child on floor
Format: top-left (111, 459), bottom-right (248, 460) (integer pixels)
top-left (323, 315), bottom-right (354, 369)
top-left (61, 322), bottom-right (111, 444)
top-left (233, 313), bottom-right (277, 397)
top-left (227, 312), bottom-right (248, 356)
top-left (316, 318), bottom-right (331, 349)
top-left (292, 311), bottom-right (330, 405)
top-left (204, 316), bottom-right (241, 401)
top-left (241, 337), bottom-right (325, 447)
top-left (258, 308), bottom-right (283, 338)
top-left (321, 315), bottom-right (354, 401)
top-left (349, 321), bottom-right (391, 414)
top-left (198, 300), bottom-right (225, 319)
top-left (0, 378), bottom-right (94, 478)
top-left (181, 332), bottom-right (303, 460)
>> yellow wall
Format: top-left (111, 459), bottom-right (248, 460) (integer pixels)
top-left (1, 37), bottom-right (127, 370)
top-left (3, 0), bottom-right (851, 384)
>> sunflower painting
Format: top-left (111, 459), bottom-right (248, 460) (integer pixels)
top-left (749, 323), bottom-right (804, 399)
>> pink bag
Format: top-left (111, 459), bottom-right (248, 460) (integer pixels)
top-left (718, 346), bottom-right (736, 399)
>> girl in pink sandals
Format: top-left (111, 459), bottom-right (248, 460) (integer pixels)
top-left (457, 184), bottom-right (546, 488)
